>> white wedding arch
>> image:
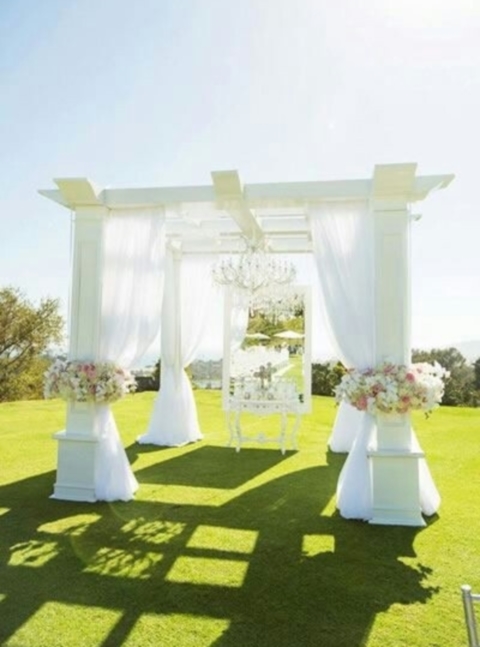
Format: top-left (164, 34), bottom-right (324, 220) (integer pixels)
top-left (40, 163), bottom-right (453, 526)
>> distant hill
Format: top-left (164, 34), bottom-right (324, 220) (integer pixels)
top-left (448, 340), bottom-right (480, 363)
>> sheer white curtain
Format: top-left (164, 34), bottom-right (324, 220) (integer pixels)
top-left (139, 252), bottom-right (216, 446)
top-left (96, 207), bottom-right (166, 501)
top-left (310, 201), bottom-right (375, 451)
top-left (310, 200), bottom-right (376, 520)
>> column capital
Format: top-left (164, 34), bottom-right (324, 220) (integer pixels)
top-left (54, 178), bottom-right (103, 208)
top-left (371, 163), bottom-right (417, 212)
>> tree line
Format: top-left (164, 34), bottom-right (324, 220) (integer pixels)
top-left (1, 286), bottom-right (479, 406)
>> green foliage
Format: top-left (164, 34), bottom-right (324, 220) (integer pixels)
top-left (246, 312), bottom-right (282, 339)
top-left (0, 287), bottom-right (64, 402)
top-left (246, 312), bottom-right (304, 344)
top-left (412, 346), bottom-right (476, 406)
top-left (135, 360), bottom-right (161, 392)
top-left (311, 361), bottom-right (346, 396)
top-left (474, 357), bottom-right (480, 390)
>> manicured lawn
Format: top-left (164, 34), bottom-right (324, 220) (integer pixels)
top-left (0, 392), bottom-right (479, 646)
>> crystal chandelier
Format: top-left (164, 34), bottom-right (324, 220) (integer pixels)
top-left (212, 239), bottom-right (296, 294)
top-left (249, 287), bottom-right (303, 323)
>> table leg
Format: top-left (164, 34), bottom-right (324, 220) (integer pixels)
top-left (234, 410), bottom-right (242, 452)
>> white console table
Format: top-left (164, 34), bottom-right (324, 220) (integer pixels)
top-left (227, 378), bottom-right (302, 454)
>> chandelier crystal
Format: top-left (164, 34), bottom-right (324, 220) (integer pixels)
top-left (249, 287), bottom-right (303, 323)
top-left (212, 239), bottom-right (296, 294)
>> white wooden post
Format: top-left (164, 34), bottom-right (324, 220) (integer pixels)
top-left (51, 180), bottom-right (107, 502)
top-left (368, 164), bottom-right (425, 527)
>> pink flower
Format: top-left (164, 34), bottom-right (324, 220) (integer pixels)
top-left (356, 395), bottom-right (368, 411)
top-left (406, 372), bottom-right (415, 382)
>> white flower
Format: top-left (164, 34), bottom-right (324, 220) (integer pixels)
top-left (335, 361), bottom-right (449, 417)
top-left (44, 360), bottom-right (136, 404)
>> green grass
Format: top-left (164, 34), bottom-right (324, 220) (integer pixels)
top-left (279, 354), bottom-right (304, 392)
top-left (0, 392), bottom-right (479, 647)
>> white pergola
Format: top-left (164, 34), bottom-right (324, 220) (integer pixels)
top-left (40, 162), bottom-right (453, 526)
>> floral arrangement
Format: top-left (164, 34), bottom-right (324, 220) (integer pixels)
top-left (334, 361), bottom-right (449, 416)
top-left (44, 359), bottom-right (136, 403)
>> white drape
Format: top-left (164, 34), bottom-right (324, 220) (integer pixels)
top-left (96, 207), bottom-right (166, 501)
top-left (310, 200), bottom-right (376, 519)
top-left (310, 200), bottom-right (375, 449)
top-left (138, 252), bottom-right (216, 446)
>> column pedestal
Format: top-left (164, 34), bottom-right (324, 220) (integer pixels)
top-left (51, 402), bottom-right (104, 502)
top-left (368, 414), bottom-right (425, 527)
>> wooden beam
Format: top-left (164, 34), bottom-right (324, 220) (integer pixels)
top-left (39, 168), bottom-right (455, 212)
top-left (54, 178), bottom-right (102, 207)
top-left (211, 170), bottom-right (265, 245)
top-left (373, 163), bottom-right (417, 199)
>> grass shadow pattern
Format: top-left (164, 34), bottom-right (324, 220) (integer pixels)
top-left (0, 443), bottom-right (439, 647)
top-left (133, 445), bottom-right (291, 489)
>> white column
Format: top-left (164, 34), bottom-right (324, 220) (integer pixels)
top-left (52, 203), bottom-right (108, 502)
top-left (368, 164), bottom-right (425, 527)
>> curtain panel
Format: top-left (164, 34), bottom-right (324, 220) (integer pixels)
top-left (309, 200), bottom-right (376, 519)
top-left (95, 207), bottom-right (166, 501)
top-left (310, 200), bottom-right (375, 449)
top-left (139, 252), bottom-right (217, 446)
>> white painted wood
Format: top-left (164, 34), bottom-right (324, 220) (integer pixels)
top-left (373, 209), bottom-right (411, 364)
top-left (222, 285), bottom-right (312, 416)
top-left (40, 169), bottom-right (453, 258)
top-left (367, 452), bottom-right (426, 526)
top-left (40, 170), bottom-right (454, 210)
top-left (69, 207), bottom-right (106, 361)
top-left (51, 206), bottom-right (108, 502)
top-left (222, 288), bottom-right (233, 412)
top-left (212, 170), bottom-right (265, 244)
top-left (369, 163), bottom-right (425, 527)
top-left (227, 397), bottom-right (301, 454)
top-left (54, 178), bottom-right (102, 206)
top-left (303, 286), bottom-right (312, 413)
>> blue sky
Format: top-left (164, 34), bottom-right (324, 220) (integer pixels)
top-left (1, 0), bottom-right (479, 352)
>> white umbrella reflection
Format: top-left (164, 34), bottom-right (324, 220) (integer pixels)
top-left (273, 330), bottom-right (304, 340)
top-left (245, 332), bottom-right (271, 340)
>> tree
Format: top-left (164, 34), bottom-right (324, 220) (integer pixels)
top-left (474, 357), bottom-right (480, 390)
top-left (0, 287), bottom-right (64, 401)
top-left (311, 361), bottom-right (346, 396)
top-left (412, 347), bottom-right (475, 406)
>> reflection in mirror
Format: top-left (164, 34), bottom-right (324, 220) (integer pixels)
top-left (222, 286), bottom-right (311, 413)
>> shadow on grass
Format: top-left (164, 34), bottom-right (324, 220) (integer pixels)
top-left (133, 445), bottom-right (292, 489)
top-left (0, 451), bottom-right (438, 647)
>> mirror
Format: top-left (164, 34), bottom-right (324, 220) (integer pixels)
top-left (222, 285), bottom-right (312, 414)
